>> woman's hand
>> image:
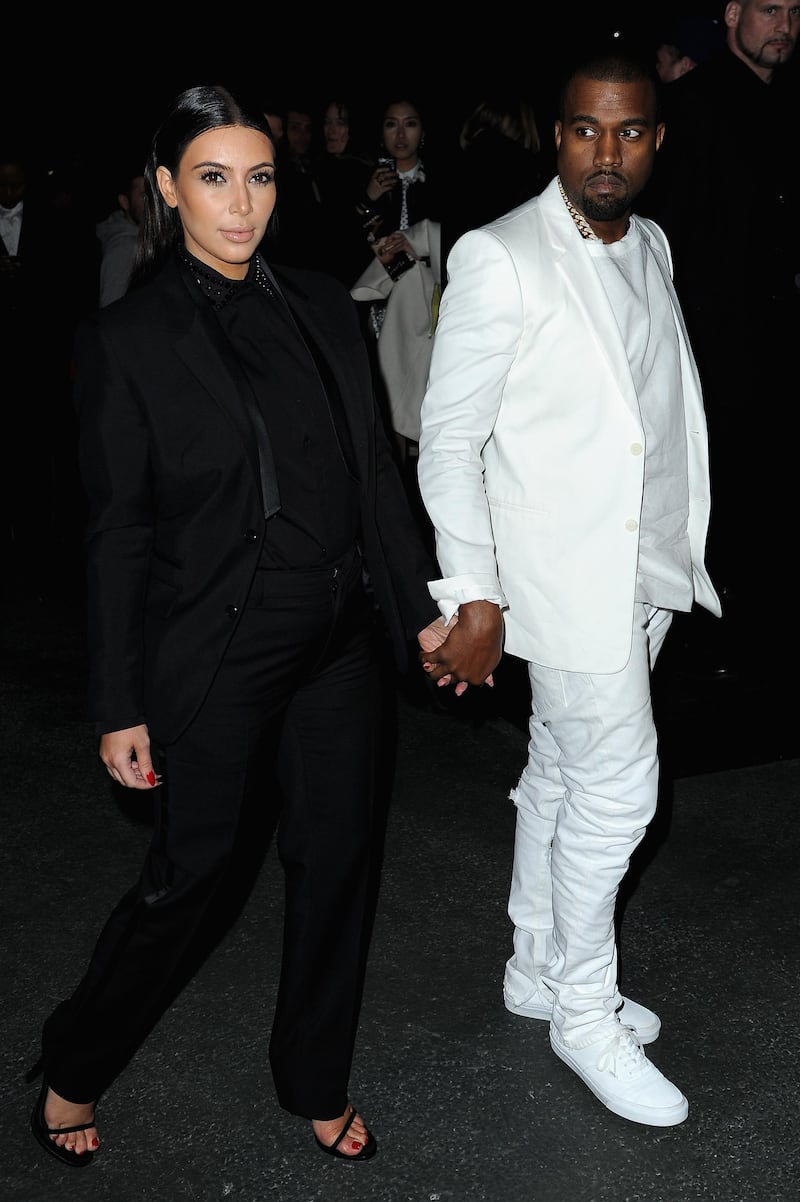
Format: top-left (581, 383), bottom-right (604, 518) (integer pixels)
top-left (373, 231), bottom-right (416, 265)
top-left (413, 610), bottom-right (494, 697)
top-left (99, 725), bottom-right (162, 790)
top-left (418, 602), bottom-right (502, 697)
top-left (365, 163), bottom-right (398, 203)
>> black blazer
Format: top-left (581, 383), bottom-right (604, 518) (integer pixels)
top-left (74, 254), bottom-right (438, 742)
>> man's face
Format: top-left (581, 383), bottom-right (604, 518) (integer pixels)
top-left (727, 0), bottom-right (800, 69)
top-left (555, 76), bottom-right (664, 233)
top-left (264, 112), bottom-right (284, 144)
top-left (656, 43), bottom-right (693, 82)
top-left (122, 176), bottom-right (146, 226)
top-left (286, 111), bottom-right (312, 156)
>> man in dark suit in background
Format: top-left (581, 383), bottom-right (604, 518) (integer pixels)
top-left (640, 0), bottom-right (800, 682)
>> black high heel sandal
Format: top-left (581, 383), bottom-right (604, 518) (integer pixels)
top-left (313, 1104), bottom-right (378, 1162)
top-left (29, 1071), bottom-right (96, 1168)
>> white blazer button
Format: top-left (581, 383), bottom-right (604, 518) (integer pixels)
top-left (630, 443), bottom-right (643, 455)
top-left (625, 518), bottom-right (638, 532)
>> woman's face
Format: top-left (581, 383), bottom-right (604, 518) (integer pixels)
top-left (157, 125), bottom-right (276, 279)
top-left (323, 103), bottom-right (350, 155)
top-left (382, 102), bottom-right (423, 169)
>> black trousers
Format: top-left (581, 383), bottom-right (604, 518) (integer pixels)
top-left (42, 547), bottom-right (380, 1119)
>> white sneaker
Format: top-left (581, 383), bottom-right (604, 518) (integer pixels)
top-left (503, 986), bottom-right (661, 1044)
top-left (550, 1023), bottom-right (688, 1126)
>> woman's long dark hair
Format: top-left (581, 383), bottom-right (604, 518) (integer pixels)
top-left (129, 84), bottom-right (275, 289)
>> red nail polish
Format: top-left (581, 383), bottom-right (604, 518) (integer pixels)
top-left (146, 770), bottom-right (156, 786)
top-left (351, 1141), bottom-right (362, 1150)
top-left (91, 1137), bottom-right (99, 1147)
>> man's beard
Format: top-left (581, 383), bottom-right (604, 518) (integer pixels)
top-left (581, 190), bottom-right (631, 224)
top-left (735, 27), bottom-right (792, 67)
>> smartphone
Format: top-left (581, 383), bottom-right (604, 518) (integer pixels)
top-left (377, 155), bottom-right (396, 172)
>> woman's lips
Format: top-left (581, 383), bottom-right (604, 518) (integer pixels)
top-left (221, 229), bottom-right (255, 243)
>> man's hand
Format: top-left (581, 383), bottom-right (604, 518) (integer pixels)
top-left (417, 601), bottom-right (503, 697)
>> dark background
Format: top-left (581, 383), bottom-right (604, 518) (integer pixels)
top-left (7, 3), bottom-right (726, 200)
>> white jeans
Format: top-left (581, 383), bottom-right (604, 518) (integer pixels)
top-left (504, 603), bottom-right (673, 1045)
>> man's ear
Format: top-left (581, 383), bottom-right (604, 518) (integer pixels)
top-left (655, 122), bottom-right (666, 152)
top-left (554, 120), bottom-right (562, 151)
top-left (156, 166), bottom-right (178, 209)
top-left (724, 1), bottom-right (740, 31)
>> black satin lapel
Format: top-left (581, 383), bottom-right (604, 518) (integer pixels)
top-left (273, 288), bottom-right (360, 480)
top-left (174, 306), bottom-right (281, 519)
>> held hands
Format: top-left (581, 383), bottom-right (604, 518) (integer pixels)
top-left (417, 601), bottom-right (503, 697)
top-left (99, 725), bottom-right (162, 790)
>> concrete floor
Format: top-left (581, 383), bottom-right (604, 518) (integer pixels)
top-left (1, 594), bottom-right (798, 1202)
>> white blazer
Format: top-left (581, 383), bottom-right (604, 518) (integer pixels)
top-left (417, 176), bottom-right (720, 674)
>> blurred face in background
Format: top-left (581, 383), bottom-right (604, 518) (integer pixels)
top-left (381, 101), bottom-right (423, 171)
top-left (323, 103), bottom-right (350, 155)
top-left (121, 175), bottom-right (146, 226)
top-left (264, 111), bottom-right (284, 145)
top-left (655, 42), bottom-right (695, 82)
top-left (286, 110), bottom-right (313, 157)
top-left (0, 160), bottom-right (25, 210)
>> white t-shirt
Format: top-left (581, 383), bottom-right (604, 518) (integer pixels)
top-left (587, 223), bottom-right (694, 612)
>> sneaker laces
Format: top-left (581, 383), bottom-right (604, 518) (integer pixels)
top-left (596, 1026), bottom-right (648, 1078)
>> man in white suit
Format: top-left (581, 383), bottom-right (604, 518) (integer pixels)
top-left (417, 49), bottom-right (720, 1127)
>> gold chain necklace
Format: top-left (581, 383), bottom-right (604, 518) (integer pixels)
top-left (557, 177), bottom-right (600, 241)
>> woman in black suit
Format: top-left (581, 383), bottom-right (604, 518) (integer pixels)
top-left (28, 83), bottom-right (456, 1168)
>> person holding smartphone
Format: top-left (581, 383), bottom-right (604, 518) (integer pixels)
top-left (356, 95), bottom-right (440, 292)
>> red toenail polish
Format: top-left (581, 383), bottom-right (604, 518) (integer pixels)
top-left (91, 1137), bottom-right (99, 1147)
top-left (352, 1141), bottom-right (362, 1150)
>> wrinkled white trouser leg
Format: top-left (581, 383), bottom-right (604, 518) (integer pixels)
top-left (506, 603), bottom-right (672, 1044)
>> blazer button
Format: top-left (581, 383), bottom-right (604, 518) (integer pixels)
top-left (225, 604), bottom-right (240, 619)
top-left (244, 529), bottom-right (259, 543)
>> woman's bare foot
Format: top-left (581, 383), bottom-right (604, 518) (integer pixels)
top-left (45, 1086), bottom-right (99, 1156)
top-left (312, 1105), bottom-right (370, 1157)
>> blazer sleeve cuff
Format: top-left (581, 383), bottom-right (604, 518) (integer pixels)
top-left (427, 574), bottom-right (508, 624)
top-left (94, 714), bottom-right (147, 737)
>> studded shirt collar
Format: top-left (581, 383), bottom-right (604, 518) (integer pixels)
top-left (178, 248), bottom-right (275, 310)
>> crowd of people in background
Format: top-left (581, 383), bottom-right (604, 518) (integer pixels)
top-left (3, 4), bottom-right (799, 674)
